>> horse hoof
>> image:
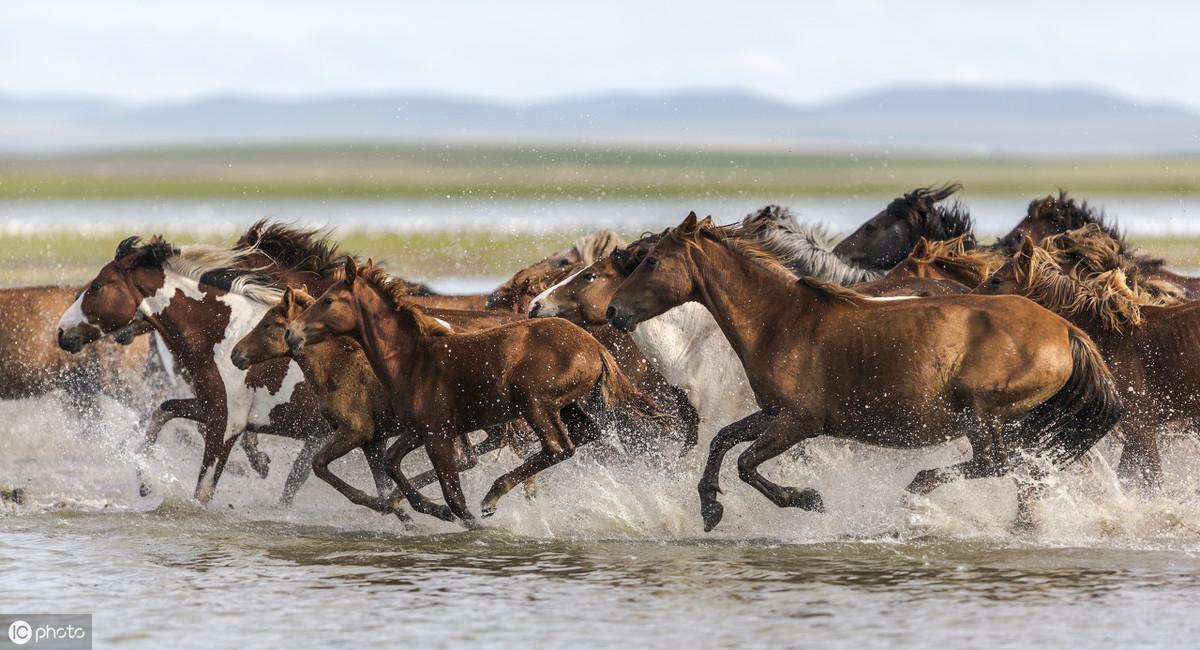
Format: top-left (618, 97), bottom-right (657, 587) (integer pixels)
top-left (138, 483), bottom-right (152, 498)
top-left (250, 454), bottom-right (271, 479)
top-left (460, 517), bottom-right (482, 530)
top-left (700, 499), bottom-right (724, 532)
top-left (480, 503), bottom-right (497, 519)
top-left (790, 488), bottom-right (824, 513)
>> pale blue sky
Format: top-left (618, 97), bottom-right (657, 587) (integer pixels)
top-left (3, 1), bottom-right (1198, 108)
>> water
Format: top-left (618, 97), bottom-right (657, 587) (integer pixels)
top-left (2, 194), bottom-right (1199, 238)
top-left (5, 200), bottom-right (1200, 648)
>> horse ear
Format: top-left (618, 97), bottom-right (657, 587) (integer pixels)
top-left (681, 212), bottom-right (699, 231)
top-left (344, 256), bottom-right (359, 280)
top-left (698, 215), bottom-right (715, 228)
top-left (1019, 234), bottom-right (1037, 257)
top-left (115, 236), bottom-right (141, 261)
top-left (280, 287), bottom-right (294, 310)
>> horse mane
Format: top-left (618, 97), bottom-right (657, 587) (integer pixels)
top-left (1042, 224), bottom-right (1184, 305)
top-left (1013, 243), bottom-right (1147, 332)
top-left (235, 219), bottom-right (342, 275)
top-left (894, 183), bottom-right (975, 242)
top-left (353, 263), bottom-right (454, 336)
top-left (906, 234), bottom-right (1007, 286)
top-left (572, 229), bottom-right (626, 265)
top-left (738, 205), bottom-right (881, 285)
top-left (116, 235), bottom-right (282, 304)
top-left (676, 215), bottom-right (871, 305)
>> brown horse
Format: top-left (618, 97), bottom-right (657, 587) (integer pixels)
top-left (833, 184), bottom-right (973, 271)
top-left (486, 229), bottom-right (626, 311)
top-left (1, 285), bottom-right (154, 412)
top-left (883, 235), bottom-right (1007, 289)
top-left (995, 191), bottom-right (1200, 297)
top-left (56, 227), bottom-right (341, 505)
top-left (607, 213), bottom-right (1122, 531)
top-left (286, 258), bottom-right (668, 526)
top-left (976, 232), bottom-right (1200, 487)
top-left (231, 286), bottom-right (535, 518)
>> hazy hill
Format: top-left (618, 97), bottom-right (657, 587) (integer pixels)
top-left (2, 85), bottom-right (1198, 154)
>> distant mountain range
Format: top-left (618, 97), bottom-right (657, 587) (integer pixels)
top-left (2, 85), bottom-right (1199, 155)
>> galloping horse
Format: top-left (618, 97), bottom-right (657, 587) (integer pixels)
top-left (56, 227), bottom-right (339, 505)
top-left (286, 258), bottom-right (669, 526)
top-left (486, 229), bottom-right (626, 311)
top-left (994, 192), bottom-right (1200, 297)
top-left (976, 230), bottom-right (1200, 487)
top-left (231, 285), bottom-right (535, 518)
top-left (834, 184), bottom-right (973, 271)
top-left (607, 213), bottom-right (1122, 531)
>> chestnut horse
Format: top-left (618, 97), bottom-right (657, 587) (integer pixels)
top-left (286, 258), bottom-right (668, 526)
top-left (883, 235), bottom-right (1007, 289)
top-left (231, 286), bottom-right (534, 518)
top-left (607, 213), bottom-right (1122, 531)
top-left (486, 229), bottom-right (626, 311)
top-left (834, 184), bottom-right (973, 271)
top-left (994, 192), bottom-right (1200, 297)
top-left (976, 231), bottom-right (1200, 487)
top-left (56, 228), bottom-right (340, 505)
top-left (1, 285), bottom-right (154, 413)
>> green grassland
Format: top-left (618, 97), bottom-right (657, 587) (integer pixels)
top-left (4, 143), bottom-right (1200, 199)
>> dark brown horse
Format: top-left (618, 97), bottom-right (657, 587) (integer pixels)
top-left (231, 286), bottom-right (534, 518)
top-left (607, 213), bottom-right (1122, 531)
top-left (56, 227), bottom-right (343, 505)
top-left (976, 231), bottom-right (1200, 487)
top-left (994, 191), bottom-right (1200, 297)
top-left (834, 184), bottom-right (973, 271)
top-left (286, 258), bottom-right (668, 526)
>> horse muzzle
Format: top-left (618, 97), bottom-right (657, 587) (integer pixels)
top-left (57, 326), bottom-right (99, 353)
top-left (604, 305), bottom-right (637, 333)
top-left (284, 327), bottom-right (306, 355)
top-left (230, 348), bottom-right (250, 370)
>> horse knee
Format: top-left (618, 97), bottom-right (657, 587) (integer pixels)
top-left (736, 454), bottom-right (756, 484)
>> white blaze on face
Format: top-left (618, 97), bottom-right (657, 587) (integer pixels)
top-left (529, 267), bottom-right (585, 316)
top-left (56, 291), bottom-right (92, 331)
top-left (432, 317), bottom-right (453, 331)
top-left (864, 295), bottom-right (919, 302)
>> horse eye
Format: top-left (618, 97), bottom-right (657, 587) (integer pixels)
top-left (645, 257), bottom-right (658, 269)
top-left (583, 272), bottom-right (597, 282)
top-left (556, 259), bottom-right (571, 267)
top-left (323, 297), bottom-right (333, 305)
top-left (89, 282), bottom-right (101, 293)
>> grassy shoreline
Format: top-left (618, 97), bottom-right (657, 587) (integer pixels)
top-left (5, 143), bottom-right (1200, 198)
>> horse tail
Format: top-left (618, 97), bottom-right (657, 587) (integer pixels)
top-left (1020, 324), bottom-right (1123, 465)
top-left (596, 346), bottom-right (674, 428)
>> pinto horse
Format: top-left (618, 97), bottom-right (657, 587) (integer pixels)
top-left (976, 231), bottom-right (1200, 487)
top-left (56, 231), bottom-right (338, 505)
top-left (834, 184), bottom-right (973, 271)
top-left (286, 258), bottom-right (669, 526)
top-left (607, 213), bottom-right (1122, 531)
top-left (231, 286), bottom-right (536, 518)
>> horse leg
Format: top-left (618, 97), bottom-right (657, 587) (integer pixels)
top-left (734, 415), bottom-right (825, 515)
top-left (311, 427), bottom-right (411, 521)
top-left (239, 431), bottom-right (272, 479)
top-left (480, 405), bottom-right (578, 517)
top-left (1116, 421), bottom-right (1162, 489)
top-left (906, 419), bottom-right (1006, 496)
top-left (424, 433), bottom-right (477, 528)
top-left (278, 429), bottom-right (330, 507)
top-left (382, 432), bottom-right (456, 523)
top-left (668, 385), bottom-right (700, 459)
top-left (697, 410), bottom-right (775, 532)
top-left (408, 424), bottom-right (509, 489)
top-left (195, 427), bottom-right (239, 505)
top-left (364, 437), bottom-right (395, 499)
top-left (136, 398), bottom-right (205, 497)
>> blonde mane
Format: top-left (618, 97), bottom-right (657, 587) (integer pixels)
top-left (904, 235), bottom-right (1007, 286)
top-left (1013, 243), bottom-right (1145, 332)
top-left (572, 229), bottom-right (626, 265)
top-left (1042, 225), bottom-right (1185, 305)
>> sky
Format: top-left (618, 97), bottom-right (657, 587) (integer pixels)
top-left (3, 1), bottom-right (1200, 109)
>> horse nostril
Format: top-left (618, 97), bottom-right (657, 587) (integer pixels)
top-left (605, 305), bottom-right (616, 321)
top-left (528, 303), bottom-right (541, 317)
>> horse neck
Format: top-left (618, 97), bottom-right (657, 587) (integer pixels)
top-left (787, 235), bottom-right (880, 285)
top-left (138, 269), bottom-right (263, 365)
top-left (690, 239), bottom-right (821, 369)
top-left (350, 284), bottom-right (422, 393)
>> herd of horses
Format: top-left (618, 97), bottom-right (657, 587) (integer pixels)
top-left (19, 183), bottom-right (1198, 531)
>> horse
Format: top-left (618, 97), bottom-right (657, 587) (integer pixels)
top-left (0, 285), bottom-right (155, 414)
top-left (834, 184), bottom-right (973, 271)
top-left (995, 192), bottom-right (1200, 297)
top-left (606, 212), bottom-right (1123, 531)
top-left (230, 286), bottom-right (535, 519)
top-left (486, 229), bottom-right (626, 311)
top-left (56, 226), bottom-right (343, 505)
top-left (976, 231), bottom-right (1200, 487)
top-left (488, 230), bottom-right (700, 458)
top-left (882, 235), bottom-right (1007, 289)
top-left (286, 258), bottom-right (669, 526)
